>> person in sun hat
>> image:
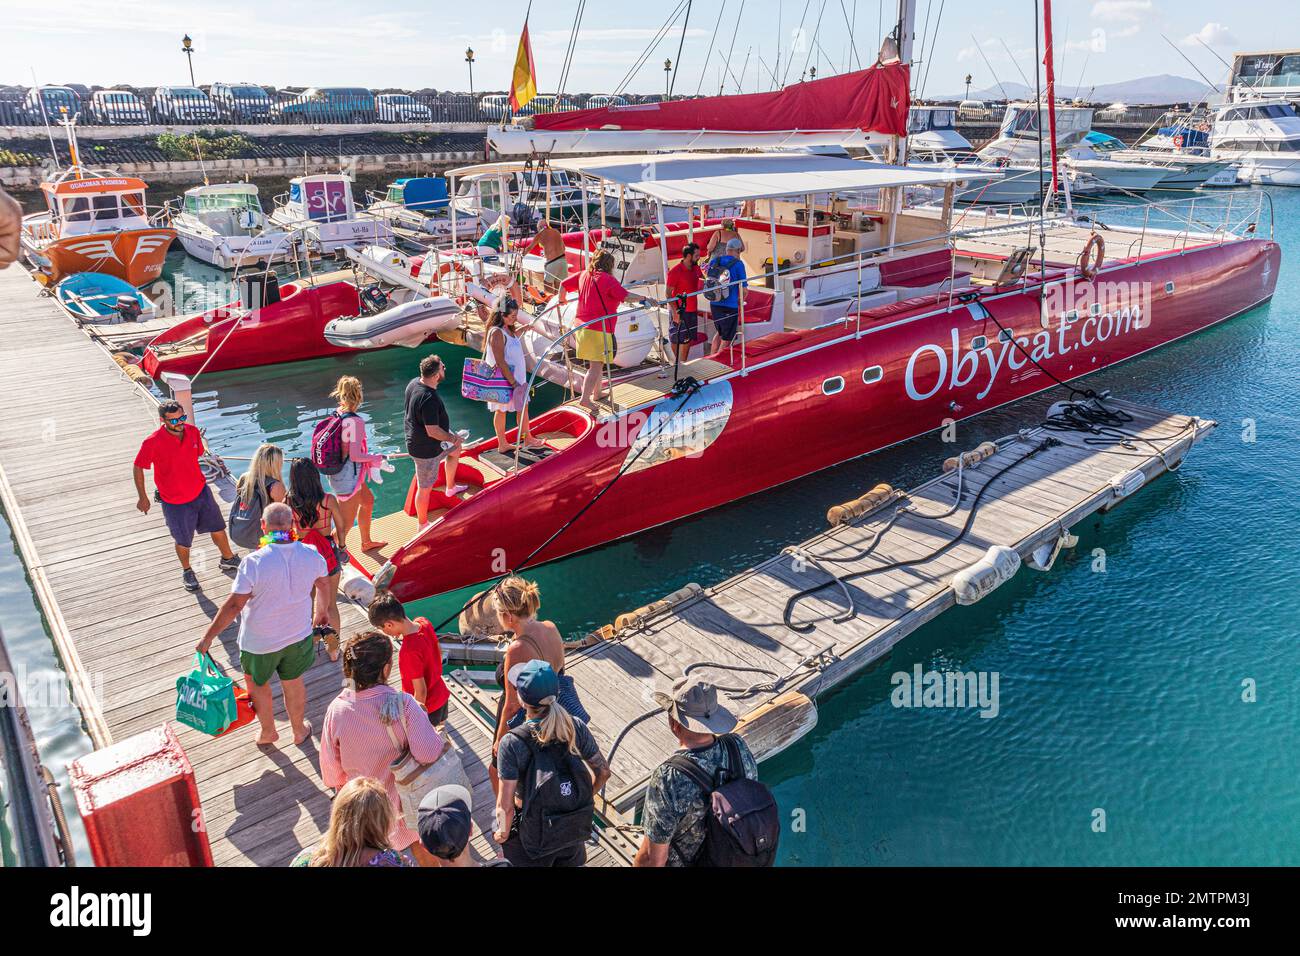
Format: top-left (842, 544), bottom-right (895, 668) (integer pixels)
top-left (633, 674), bottom-right (759, 867)
top-left (493, 659), bottom-right (610, 867)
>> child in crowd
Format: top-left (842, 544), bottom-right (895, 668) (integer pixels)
top-left (367, 590), bottom-right (451, 727)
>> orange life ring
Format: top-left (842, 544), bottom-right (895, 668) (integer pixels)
top-left (1079, 233), bottom-right (1105, 281)
top-left (1173, 134), bottom-right (1184, 148)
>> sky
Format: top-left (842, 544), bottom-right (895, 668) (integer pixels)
top-left (0, 0), bottom-right (1281, 96)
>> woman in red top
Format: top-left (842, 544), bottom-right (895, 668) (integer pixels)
top-left (573, 250), bottom-right (630, 410)
top-left (287, 457), bottom-right (346, 660)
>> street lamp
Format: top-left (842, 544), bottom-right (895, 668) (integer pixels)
top-left (465, 47), bottom-right (475, 96)
top-left (809, 66), bottom-right (817, 80)
top-left (664, 58), bottom-right (672, 98)
top-left (964, 73), bottom-right (972, 100)
top-left (181, 34), bottom-right (196, 87)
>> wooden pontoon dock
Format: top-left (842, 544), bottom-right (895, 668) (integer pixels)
top-left (0, 261), bottom-right (1213, 866)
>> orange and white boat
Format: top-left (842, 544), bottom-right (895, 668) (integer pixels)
top-left (20, 117), bottom-right (173, 287)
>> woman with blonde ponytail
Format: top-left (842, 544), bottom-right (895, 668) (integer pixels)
top-left (493, 660), bottom-right (611, 866)
top-left (290, 777), bottom-right (412, 867)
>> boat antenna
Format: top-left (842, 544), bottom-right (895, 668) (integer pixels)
top-left (1160, 35), bottom-right (1223, 94)
top-left (193, 131), bottom-right (209, 186)
top-left (30, 68), bottom-right (60, 170)
top-left (971, 35), bottom-right (1010, 101)
top-left (668, 0), bottom-right (693, 96)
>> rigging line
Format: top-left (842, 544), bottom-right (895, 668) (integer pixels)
top-left (782, 0), bottom-right (813, 85)
top-left (1034, 0), bottom-right (1048, 270)
top-left (669, 0), bottom-right (694, 96)
top-left (999, 35), bottom-right (1033, 91)
top-left (972, 34), bottom-right (1010, 101)
top-left (695, 0), bottom-right (728, 96)
top-left (775, 0), bottom-right (782, 89)
top-left (756, 53), bottom-right (780, 87)
top-left (919, 0), bottom-right (946, 99)
top-left (717, 0), bottom-right (746, 94)
top-left (613, 0), bottom-right (688, 97)
top-left (557, 0), bottom-right (588, 98)
top-left (838, 0), bottom-right (861, 71)
top-left (914, 0), bottom-right (932, 95)
top-left (1162, 35), bottom-right (1223, 94)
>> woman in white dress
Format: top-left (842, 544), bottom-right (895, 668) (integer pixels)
top-left (485, 296), bottom-right (539, 454)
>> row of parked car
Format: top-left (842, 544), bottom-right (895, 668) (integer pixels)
top-left (1, 85), bottom-right (655, 127)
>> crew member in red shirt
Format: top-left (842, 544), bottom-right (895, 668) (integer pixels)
top-left (665, 242), bottom-right (704, 369)
top-left (367, 590), bottom-right (452, 727)
top-left (133, 400), bottom-right (238, 592)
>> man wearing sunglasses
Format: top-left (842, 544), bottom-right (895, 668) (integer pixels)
top-left (133, 401), bottom-right (239, 592)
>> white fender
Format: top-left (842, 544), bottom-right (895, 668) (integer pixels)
top-left (951, 545), bottom-right (1021, 605)
top-left (1109, 468), bottom-right (1145, 499)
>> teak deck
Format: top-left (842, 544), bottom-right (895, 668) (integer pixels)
top-left (0, 263), bottom-right (1213, 867)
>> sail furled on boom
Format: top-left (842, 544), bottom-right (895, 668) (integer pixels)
top-left (532, 63), bottom-right (911, 137)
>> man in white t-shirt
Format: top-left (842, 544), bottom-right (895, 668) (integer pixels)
top-left (196, 502), bottom-right (330, 745)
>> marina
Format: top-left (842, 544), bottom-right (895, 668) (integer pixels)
top-left (0, 0), bottom-right (1296, 892)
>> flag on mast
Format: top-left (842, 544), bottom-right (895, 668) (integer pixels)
top-left (1042, 0), bottom-right (1059, 199)
top-left (510, 18), bottom-right (538, 114)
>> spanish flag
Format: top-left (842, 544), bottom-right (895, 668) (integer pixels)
top-left (509, 19), bottom-right (538, 114)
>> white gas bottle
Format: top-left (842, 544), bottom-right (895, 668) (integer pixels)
top-left (556, 298), bottom-right (658, 368)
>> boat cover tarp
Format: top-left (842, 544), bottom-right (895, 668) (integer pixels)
top-left (533, 64), bottom-right (910, 137)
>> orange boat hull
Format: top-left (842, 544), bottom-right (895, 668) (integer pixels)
top-left (36, 228), bottom-right (175, 286)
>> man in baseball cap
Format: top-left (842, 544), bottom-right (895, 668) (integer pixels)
top-left (417, 784), bottom-right (476, 866)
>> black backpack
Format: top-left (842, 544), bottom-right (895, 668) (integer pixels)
top-left (509, 725), bottom-right (595, 859)
top-left (668, 734), bottom-right (779, 867)
top-left (703, 256), bottom-right (729, 302)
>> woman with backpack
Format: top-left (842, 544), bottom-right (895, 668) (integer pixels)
top-left (227, 443), bottom-right (286, 551)
top-left (287, 458), bottom-right (345, 660)
top-left (320, 631), bottom-right (447, 867)
top-left (322, 375), bottom-right (388, 553)
top-left (493, 659), bottom-right (611, 867)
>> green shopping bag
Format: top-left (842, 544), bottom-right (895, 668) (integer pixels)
top-left (175, 653), bottom-right (238, 736)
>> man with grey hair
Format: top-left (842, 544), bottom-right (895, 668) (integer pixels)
top-left (196, 502), bottom-right (331, 745)
top-left (707, 238), bottom-right (747, 354)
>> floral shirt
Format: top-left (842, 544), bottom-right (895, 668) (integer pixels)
top-left (290, 847), bottom-right (413, 867)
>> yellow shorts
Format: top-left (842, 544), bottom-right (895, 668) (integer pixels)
top-left (575, 328), bottom-right (615, 363)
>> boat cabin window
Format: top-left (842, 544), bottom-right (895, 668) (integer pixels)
top-left (63, 197), bottom-right (92, 222)
top-left (971, 335), bottom-right (988, 351)
top-left (862, 366), bottom-right (883, 384)
top-left (92, 195), bottom-right (120, 223)
top-left (184, 191), bottom-right (258, 214)
top-left (822, 376), bottom-right (845, 395)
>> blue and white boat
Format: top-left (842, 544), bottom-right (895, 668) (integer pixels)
top-left (365, 176), bottom-right (479, 244)
top-left (54, 272), bottom-right (157, 323)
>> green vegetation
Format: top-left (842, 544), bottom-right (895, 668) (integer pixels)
top-left (0, 147), bottom-right (43, 167)
top-left (156, 129), bottom-right (255, 161)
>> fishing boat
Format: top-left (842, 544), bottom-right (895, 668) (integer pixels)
top-left (343, 148), bottom-right (1278, 603)
top-left (19, 117), bottom-right (174, 287)
top-left (268, 173), bottom-right (394, 253)
top-left (1210, 98), bottom-right (1300, 186)
top-left (54, 271), bottom-right (157, 323)
top-left (169, 182), bottom-right (299, 269)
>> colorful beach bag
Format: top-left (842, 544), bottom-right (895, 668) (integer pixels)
top-left (461, 356), bottom-right (514, 405)
top-left (175, 653), bottom-right (238, 736)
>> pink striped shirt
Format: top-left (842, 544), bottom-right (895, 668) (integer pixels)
top-left (320, 685), bottom-right (445, 850)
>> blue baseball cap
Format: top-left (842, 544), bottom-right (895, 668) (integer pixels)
top-left (507, 659), bottom-right (559, 706)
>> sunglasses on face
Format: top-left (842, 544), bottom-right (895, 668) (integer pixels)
top-left (164, 416), bottom-right (188, 425)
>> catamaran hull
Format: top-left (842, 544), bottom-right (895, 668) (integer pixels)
top-left (379, 237), bottom-right (1279, 602)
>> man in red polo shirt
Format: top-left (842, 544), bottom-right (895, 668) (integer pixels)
top-left (133, 400), bottom-right (238, 592)
top-left (666, 242), bottom-right (704, 370)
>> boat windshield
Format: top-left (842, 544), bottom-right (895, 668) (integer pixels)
top-left (184, 191), bottom-right (260, 214)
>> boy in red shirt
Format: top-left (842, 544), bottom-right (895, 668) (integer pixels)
top-left (368, 590), bottom-right (451, 726)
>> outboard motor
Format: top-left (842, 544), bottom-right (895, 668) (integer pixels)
top-left (114, 294), bottom-right (143, 323)
top-left (359, 283), bottom-right (390, 315)
top-left (510, 201), bottom-right (537, 233)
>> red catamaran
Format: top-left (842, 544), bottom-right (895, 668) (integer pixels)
top-left (341, 14), bottom-right (1280, 602)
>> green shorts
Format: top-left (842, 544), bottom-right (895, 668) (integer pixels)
top-left (240, 635), bottom-right (315, 686)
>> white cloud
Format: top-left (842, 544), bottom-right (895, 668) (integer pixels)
top-left (1182, 22), bottom-right (1237, 47)
top-left (1091, 1), bottom-right (1153, 22)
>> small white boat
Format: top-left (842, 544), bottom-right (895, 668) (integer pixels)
top-left (269, 173), bottom-right (394, 253)
top-left (171, 182), bottom-right (298, 269)
top-left (323, 295), bottom-right (463, 349)
top-left (1210, 99), bottom-right (1300, 186)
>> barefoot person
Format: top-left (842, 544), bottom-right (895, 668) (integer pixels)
top-left (404, 354), bottom-right (465, 529)
top-left (195, 503), bottom-right (331, 746)
top-left (325, 376), bottom-right (387, 552)
top-left (574, 250), bottom-right (630, 411)
top-left (133, 400), bottom-right (239, 592)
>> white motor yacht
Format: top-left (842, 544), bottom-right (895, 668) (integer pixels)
top-left (171, 182), bottom-right (298, 269)
top-left (1210, 98), bottom-right (1300, 186)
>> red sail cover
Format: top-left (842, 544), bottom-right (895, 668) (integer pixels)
top-left (534, 64), bottom-right (911, 136)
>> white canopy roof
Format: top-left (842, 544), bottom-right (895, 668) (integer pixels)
top-left (488, 152), bottom-right (1002, 206)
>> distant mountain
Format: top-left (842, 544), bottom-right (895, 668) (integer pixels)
top-left (936, 73), bottom-right (1215, 106)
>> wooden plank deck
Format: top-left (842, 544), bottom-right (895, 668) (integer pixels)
top-left (538, 396), bottom-right (1215, 814)
top-left (0, 264), bottom-right (616, 866)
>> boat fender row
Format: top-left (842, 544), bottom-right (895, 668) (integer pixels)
top-left (1109, 468), bottom-right (1146, 500)
top-left (951, 545), bottom-right (1021, 606)
top-left (614, 583), bottom-right (704, 631)
top-left (112, 352), bottom-right (155, 390)
top-left (827, 483), bottom-right (896, 526)
top-left (943, 441), bottom-right (998, 474)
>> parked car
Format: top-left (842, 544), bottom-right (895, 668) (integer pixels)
top-left (585, 94), bottom-right (629, 110)
top-left (528, 94), bottom-right (577, 115)
top-left (23, 85), bottom-right (82, 122)
top-left (479, 93), bottom-right (510, 121)
top-left (376, 93), bottom-right (432, 122)
top-left (209, 82), bottom-right (274, 122)
top-left (153, 86), bottom-right (219, 123)
top-left (88, 90), bottom-right (149, 125)
top-left (271, 87), bottom-right (377, 123)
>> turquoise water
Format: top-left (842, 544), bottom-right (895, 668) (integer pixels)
top-left (9, 191), bottom-right (1300, 865)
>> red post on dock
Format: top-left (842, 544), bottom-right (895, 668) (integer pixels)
top-left (69, 724), bottom-right (213, 867)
